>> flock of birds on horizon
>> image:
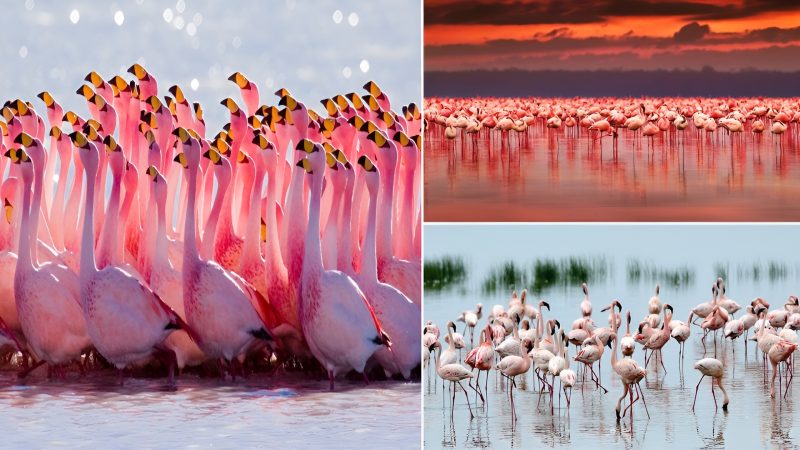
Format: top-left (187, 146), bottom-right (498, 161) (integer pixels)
top-left (425, 97), bottom-right (800, 147)
top-left (424, 278), bottom-right (800, 422)
top-left (0, 65), bottom-right (422, 389)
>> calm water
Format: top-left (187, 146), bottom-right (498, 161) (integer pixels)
top-left (424, 225), bottom-right (800, 449)
top-left (424, 123), bottom-right (800, 221)
top-left (0, 372), bottom-right (419, 448)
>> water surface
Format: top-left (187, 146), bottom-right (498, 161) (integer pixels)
top-left (425, 124), bottom-right (800, 221)
top-left (424, 225), bottom-right (800, 449)
top-left (0, 372), bottom-right (419, 448)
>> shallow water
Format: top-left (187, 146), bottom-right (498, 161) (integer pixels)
top-left (424, 122), bottom-right (800, 221)
top-left (424, 225), bottom-right (800, 449)
top-left (0, 372), bottom-right (419, 448)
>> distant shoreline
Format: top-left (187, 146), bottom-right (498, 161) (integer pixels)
top-left (424, 69), bottom-right (800, 97)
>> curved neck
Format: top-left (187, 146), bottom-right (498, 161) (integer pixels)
top-left (446, 326), bottom-right (454, 351)
top-left (16, 172), bottom-right (33, 271)
top-left (240, 163), bottom-right (264, 267)
top-left (202, 168), bottom-right (228, 259)
top-left (611, 327), bottom-right (619, 367)
top-left (28, 156), bottom-right (46, 266)
top-left (302, 169), bottom-right (323, 277)
top-left (377, 154), bottom-right (397, 259)
top-left (97, 168), bottom-right (122, 267)
top-left (80, 161), bottom-right (98, 276)
top-left (337, 173), bottom-right (354, 273)
top-left (154, 188), bottom-right (170, 270)
top-left (264, 163), bottom-right (285, 272)
top-left (183, 162), bottom-right (200, 264)
top-left (359, 182), bottom-right (379, 280)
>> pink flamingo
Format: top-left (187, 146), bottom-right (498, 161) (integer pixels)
top-left (71, 131), bottom-right (195, 385)
top-left (296, 140), bottom-right (391, 390)
top-left (173, 129), bottom-right (274, 378)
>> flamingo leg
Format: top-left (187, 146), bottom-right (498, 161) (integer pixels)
top-left (636, 383), bottom-right (650, 419)
top-left (692, 374), bottom-right (705, 411)
top-left (458, 380), bottom-right (474, 419)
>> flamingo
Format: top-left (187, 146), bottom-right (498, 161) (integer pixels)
top-left (71, 131), bottom-right (196, 385)
top-left (7, 142), bottom-right (90, 378)
top-left (496, 338), bottom-right (533, 421)
top-left (294, 140), bottom-right (391, 390)
top-left (436, 343), bottom-right (474, 420)
top-left (173, 129), bottom-right (274, 379)
top-left (692, 358), bottom-right (728, 411)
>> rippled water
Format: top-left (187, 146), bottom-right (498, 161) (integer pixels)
top-left (424, 225), bottom-right (800, 449)
top-left (0, 372), bottom-right (419, 448)
top-left (424, 123), bottom-right (800, 221)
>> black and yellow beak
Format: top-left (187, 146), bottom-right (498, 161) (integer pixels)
top-left (321, 98), bottom-right (338, 117)
top-left (366, 130), bottom-right (388, 148)
top-left (325, 152), bottom-right (338, 170)
top-left (103, 135), bottom-right (120, 152)
top-left (333, 95), bottom-right (350, 111)
top-left (193, 102), bottom-right (204, 121)
top-left (274, 88), bottom-right (291, 98)
top-left (252, 134), bottom-right (273, 151)
top-left (348, 115), bottom-right (365, 131)
top-left (49, 126), bottom-right (62, 139)
top-left (76, 84), bottom-right (95, 100)
top-left (169, 85), bottom-right (186, 103)
top-left (13, 132), bottom-right (34, 148)
top-left (296, 139), bottom-right (318, 154)
top-left (173, 152), bottom-right (188, 168)
top-left (202, 147), bottom-right (224, 165)
top-left (236, 150), bottom-right (250, 164)
top-left (146, 165), bottom-right (159, 181)
top-left (172, 127), bottom-right (191, 144)
top-left (331, 149), bottom-right (350, 169)
top-left (363, 80), bottom-right (382, 98)
top-left (147, 95), bottom-right (162, 112)
top-left (380, 111), bottom-right (395, 128)
top-left (278, 95), bottom-right (298, 111)
top-left (110, 75), bottom-right (129, 94)
top-left (220, 98), bottom-right (240, 114)
top-left (357, 155), bottom-right (377, 173)
top-left (85, 71), bottom-right (105, 88)
top-left (362, 95), bottom-right (380, 112)
top-left (128, 63), bottom-right (148, 80)
top-left (69, 131), bottom-right (90, 149)
top-left (296, 158), bottom-right (313, 174)
top-left (140, 111), bottom-right (158, 129)
top-left (393, 131), bottom-right (411, 147)
top-left (37, 91), bottom-right (55, 107)
top-left (228, 72), bottom-right (250, 89)
top-left (346, 93), bottom-right (364, 110)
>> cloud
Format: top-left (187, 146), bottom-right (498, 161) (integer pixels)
top-left (424, 0), bottom-right (772, 25)
top-left (673, 22), bottom-right (710, 42)
top-left (426, 23), bottom-right (800, 72)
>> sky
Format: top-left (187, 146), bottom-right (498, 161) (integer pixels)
top-left (425, 224), bottom-right (799, 274)
top-left (424, 0), bottom-right (800, 72)
top-left (0, 0), bottom-right (421, 132)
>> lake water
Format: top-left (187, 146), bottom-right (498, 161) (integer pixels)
top-left (424, 225), bottom-right (800, 449)
top-left (0, 372), bottom-right (419, 448)
top-left (424, 122), bottom-right (800, 221)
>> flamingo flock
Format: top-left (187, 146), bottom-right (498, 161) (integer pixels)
top-left (0, 66), bottom-right (422, 389)
top-left (425, 97), bottom-right (800, 147)
top-left (426, 279), bottom-right (799, 423)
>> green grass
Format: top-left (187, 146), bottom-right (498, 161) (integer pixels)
top-left (424, 256), bottom-right (467, 292)
top-left (733, 261), bottom-right (790, 282)
top-left (627, 259), bottom-right (694, 288)
top-left (482, 256), bottom-right (609, 294)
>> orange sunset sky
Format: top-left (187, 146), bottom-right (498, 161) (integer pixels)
top-left (425, 0), bottom-right (800, 71)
